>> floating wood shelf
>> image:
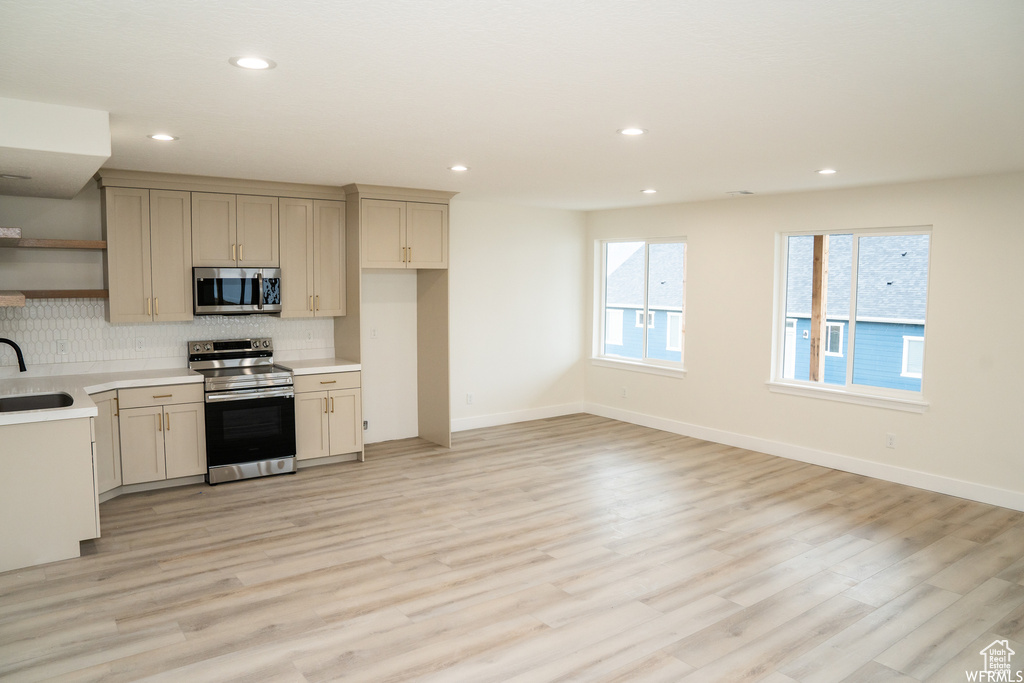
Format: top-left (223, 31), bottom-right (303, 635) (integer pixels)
top-left (23, 289), bottom-right (109, 299)
top-left (0, 290), bottom-right (109, 307)
top-left (0, 291), bottom-right (27, 307)
top-left (0, 237), bottom-right (107, 250)
top-left (0, 228), bottom-right (109, 305)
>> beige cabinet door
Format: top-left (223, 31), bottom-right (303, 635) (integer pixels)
top-left (406, 202), bottom-right (448, 269)
top-left (279, 198), bottom-right (314, 318)
top-left (295, 391), bottom-right (329, 461)
top-left (192, 192), bottom-right (237, 266)
top-left (150, 190), bottom-right (194, 321)
top-left (313, 200), bottom-right (346, 316)
top-left (164, 403), bottom-right (206, 479)
top-left (93, 391), bottom-right (122, 495)
top-left (105, 187), bottom-right (153, 323)
top-left (237, 195), bottom-right (279, 266)
top-left (328, 388), bottom-right (362, 456)
top-left (361, 199), bottom-right (406, 268)
top-left (119, 406), bottom-right (166, 485)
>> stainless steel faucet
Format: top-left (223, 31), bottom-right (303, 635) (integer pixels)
top-left (0, 338), bottom-right (27, 372)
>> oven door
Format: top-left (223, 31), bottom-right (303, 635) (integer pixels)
top-left (204, 388), bottom-right (296, 468)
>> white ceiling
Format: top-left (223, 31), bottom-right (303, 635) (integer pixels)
top-left (2, 0), bottom-right (1023, 210)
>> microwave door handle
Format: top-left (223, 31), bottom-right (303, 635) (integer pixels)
top-left (257, 271), bottom-right (264, 310)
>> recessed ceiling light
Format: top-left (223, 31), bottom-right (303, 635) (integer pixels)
top-left (619, 128), bottom-right (647, 136)
top-left (148, 134), bottom-right (178, 141)
top-left (449, 165), bottom-right (469, 172)
top-left (817, 168), bottom-right (837, 175)
top-left (229, 56), bottom-right (276, 70)
top-left (0, 173), bottom-right (31, 180)
top-left (642, 189), bottom-right (657, 194)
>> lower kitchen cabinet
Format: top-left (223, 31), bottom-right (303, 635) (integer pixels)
top-left (92, 390), bottom-right (122, 494)
top-left (118, 385), bottom-right (206, 485)
top-left (294, 372), bottom-right (362, 461)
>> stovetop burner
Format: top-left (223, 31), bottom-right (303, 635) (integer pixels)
top-left (187, 337), bottom-right (293, 392)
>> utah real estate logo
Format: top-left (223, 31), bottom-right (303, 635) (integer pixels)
top-left (967, 640), bottom-right (1023, 682)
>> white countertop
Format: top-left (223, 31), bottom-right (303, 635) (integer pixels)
top-left (277, 358), bottom-right (360, 375)
top-left (0, 359), bottom-right (358, 427)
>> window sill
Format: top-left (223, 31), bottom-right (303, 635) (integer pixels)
top-left (591, 357), bottom-right (687, 379)
top-left (766, 380), bottom-right (928, 413)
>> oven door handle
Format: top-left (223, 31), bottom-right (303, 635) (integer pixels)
top-left (206, 387), bottom-right (294, 403)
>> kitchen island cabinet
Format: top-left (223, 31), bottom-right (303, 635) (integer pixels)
top-left (0, 417), bottom-right (98, 572)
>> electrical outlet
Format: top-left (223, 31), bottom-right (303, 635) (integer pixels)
top-left (57, 339), bottom-right (69, 355)
top-left (135, 338), bottom-right (145, 352)
top-left (466, 393), bottom-right (474, 405)
top-left (620, 387), bottom-right (628, 398)
top-left (363, 420), bottom-right (368, 430)
top-left (370, 327), bottom-right (378, 339)
top-left (305, 330), bottom-right (313, 342)
top-left (886, 433), bottom-right (897, 449)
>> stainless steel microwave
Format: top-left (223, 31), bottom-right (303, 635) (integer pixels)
top-left (193, 267), bottom-right (282, 315)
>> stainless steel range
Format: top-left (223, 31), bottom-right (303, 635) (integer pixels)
top-left (187, 338), bottom-right (297, 484)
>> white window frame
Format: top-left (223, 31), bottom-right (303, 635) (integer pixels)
top-left (594, 237), bottom-right (686, 378)
top-left (824, 322), bottom-right (844, 357)
top-left (769, 227), bottom-right (931, 413)
top-left (901, 335), bottom-right (924, 378)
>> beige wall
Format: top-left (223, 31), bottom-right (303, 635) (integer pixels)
top-left (585, 172), bottom-right (1024, 509)
top-left (449, 199), bottom-right (586, 430)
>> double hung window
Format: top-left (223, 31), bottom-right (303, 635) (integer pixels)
top-left (597, 239), bottom-right (686, 370)
top-left (774, 229), bottom-right (930, 402)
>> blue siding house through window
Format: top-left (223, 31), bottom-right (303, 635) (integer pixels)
top-left (603, 242), bottom-right (685, 362)
top-left (784, 234), bottom-right (929, 391)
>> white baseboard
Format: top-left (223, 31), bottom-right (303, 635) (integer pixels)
top-left (452, 402), bottom-right (586, 433)
top-left (584, 402), bottom-right (1024, 512)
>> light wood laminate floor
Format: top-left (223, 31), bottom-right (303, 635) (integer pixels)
top-left (2, 414), bottom-right (1023, 682)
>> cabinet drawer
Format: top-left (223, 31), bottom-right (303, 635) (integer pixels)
top-left (118, 383), bottom-right (204, 409)
top-left (294, 371), bottom-right (360, 394)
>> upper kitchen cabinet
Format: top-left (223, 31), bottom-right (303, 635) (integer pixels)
top-left (102, 187), bottom-right (193, 323)
top-left (350, 186), bottom-right (453, 269)
top-left (192, 193), bottom-right (279, 267)
top-left (280, 198), bottom-right (346, 317)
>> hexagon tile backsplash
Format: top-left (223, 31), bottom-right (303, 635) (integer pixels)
top-left (0, 299), bottom-right (334, 376)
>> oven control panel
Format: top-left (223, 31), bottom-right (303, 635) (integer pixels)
top-left (189, 338), bottom-right (273, 354)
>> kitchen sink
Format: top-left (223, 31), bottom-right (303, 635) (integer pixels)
top-left (0, 392), bottom-right (74, 412)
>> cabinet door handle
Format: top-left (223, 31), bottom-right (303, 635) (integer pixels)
top-left (165, 412), bottom-right (170, 431)
top-left (323, 397), bottom-right (328, 414)
top-left (408, 247), bottom-right (411, 263)
top-left (113, 397), bottom-right (119, 417)
top-left (154, 297), bottom-right (159, 316)
top-left (153, 394), bottom-right (172, 399)
top-left (330, 397), bottom-right (334, 413)
top-left (316, 295), bottom-right (320, 311)
top-left (232, 243), bottom-right (236, 261)
top-left (320, 380), bottom-right (336, 385)
top-left (239, 243), bottom-right (244, 261)
top-left (309, 295), bottom-right (313, 311)
top-left (157, 412), bottom-right (162, 432)
top-left (146, 297), bottom-right (152, 316)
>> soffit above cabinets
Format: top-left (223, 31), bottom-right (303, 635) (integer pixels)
top-left (0, 97), bottom-right (111, 199)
